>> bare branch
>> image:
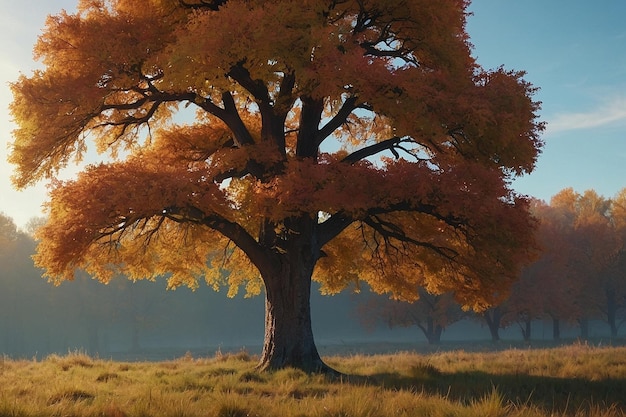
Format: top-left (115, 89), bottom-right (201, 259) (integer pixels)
top-left (369, 202), bottom-right (468, 231)
top-left (363, 215), bottom-right (459, 262)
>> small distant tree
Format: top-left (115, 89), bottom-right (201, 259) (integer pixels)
top-left (477, 297), bottom-right (529, 342)
top-left (0, 214), bottom-right (42, 353)
top-left (0, 214), bottom-right (22, 336)
top-left (24, 216), bottom-right (48, 239)
top-left (0, 213), bottom-right (20, 250)
top-left (9, 0), bottom-right (543, 372)
top-left (506, 271), bottom-right (544, 342)
top-left (358, 288), bottom-right (464, 344)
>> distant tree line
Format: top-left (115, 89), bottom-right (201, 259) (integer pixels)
top-left (0, 213), bottom-right (367, 358)
top-left (359, 188), bottom-right (626, 344)
top-left (0, 213), bottom-right (267, 357)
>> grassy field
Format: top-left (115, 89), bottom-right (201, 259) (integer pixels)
top-left (1, 342), bottom-right (625, 417)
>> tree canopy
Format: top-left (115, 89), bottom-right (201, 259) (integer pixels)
top-left (10, 0), bottom-right (543, 371)
top-left (532, 189), bottom-right (626, 338)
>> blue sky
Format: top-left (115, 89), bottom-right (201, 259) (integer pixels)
top-left (1, 1), bottom-right (626, 228)
top-left (468, 1), bottom-right (626, 201)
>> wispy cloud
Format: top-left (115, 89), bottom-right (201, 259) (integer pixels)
top-left (546, 96), bottom-right (626, 134)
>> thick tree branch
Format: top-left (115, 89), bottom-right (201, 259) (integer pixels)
top-left (314, 96), bottom-right (359, 149)
top-left (101, 90), bottom-right (196, 113)
top-left (228, 64), bottom-right (272, 105)
top-left (213, 91), bottom-right (256, 146)
top-left (163, 206), bottom-right (276, 277)
top-left (97, 204), bottom-right (272, 276)
top-left (228, 64), bottom-right (290, 155)
top-left (317, 211), bottom-right (354, 248)
top-left (275, 71), bottom-right (297, 114)
top-left (297, 96), bottom-right (324, 158)
top-left (202, 215), bottom-right (274, 273)
top-left (97, 100), bottom-right (162, 131)
top-left (341, 136), bottom-right (404, 164)
top-left (102, 75), bottom-right (257, 151)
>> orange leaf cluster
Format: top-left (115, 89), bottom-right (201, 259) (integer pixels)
top-left (10, 0), bottom-right (543, 309)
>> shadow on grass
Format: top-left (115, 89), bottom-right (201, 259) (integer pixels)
top-left (365, 368), bottom-right (626, 414)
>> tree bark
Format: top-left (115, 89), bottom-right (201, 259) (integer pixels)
top-left (255, 227), bottom-right (338, 374)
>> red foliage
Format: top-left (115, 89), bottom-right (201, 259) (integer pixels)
top-left (9, 0), bottom-right (544, 370)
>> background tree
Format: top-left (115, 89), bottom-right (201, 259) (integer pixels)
top-left (0, 211), bottom-right (266, 357)
top-left (505, 268), bottom-right (545, 342)
top-left (476, 303), bottom-right (523, 343)
top-left (0, 213), bottom-right (20, 249)
top-left (10, 0), bottom-right (543, 372)
top-left (23, 216), bottom-right (48, 239)
top-left (583, 189), bottom-right (626, 338)
top-left (532, 191), bottom-right (588, 339)
top-left (521, 189), bottom-right (626, 340)
top-left (0, 214), bottom-right (43, 353)
top-left (607, 189), bottom-right (626, 337)
top-left (570, 190), bottom-right (617, 338)
top-left (0, 213), bottom-right (21, 352)
top-left (475, 269), bottom-right (546, 342)
top-left (547, 189), bottom-right (622, 338)
top-left (357, 288), bottom-right (464, 345)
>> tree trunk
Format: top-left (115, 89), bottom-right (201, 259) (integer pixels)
top-left (579, 317), bottom-right (589, 340)
top-left (421, 317), bottom-right (443, 344)
top-left (521, 318), bottom-right (531, 342)
top-left (255, 240), bottom-right (336, 374)
top-left (488, 323), bottom-right (500, 342)
top-left (483, 309), bottom-right (501, 342)
top-left (431, 324), bottom-right (443, 345)
top-left (606, 288), bottom-right (618, 338)
top-left (552, 317), bottom-right (560, 340)
top-left (518, 311), bottom-right (531, 341)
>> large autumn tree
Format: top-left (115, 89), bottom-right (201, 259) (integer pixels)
top-left (9, 0), bottom-right (543, 372)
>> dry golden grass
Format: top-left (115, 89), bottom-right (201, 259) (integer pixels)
top-left (0, 344), bottom-right (624, 417)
